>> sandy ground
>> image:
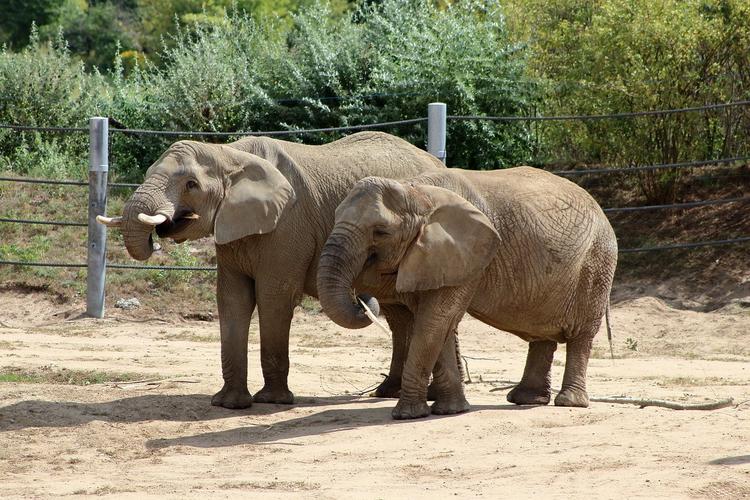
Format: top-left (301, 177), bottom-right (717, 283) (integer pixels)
top-left (0, 291), bottom-right (748, 499)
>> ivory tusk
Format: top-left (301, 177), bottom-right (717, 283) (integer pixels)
top-left (358, 298), bottom-right (390, 335)
top-left (96, 215), bottom-right (122, 227)
top-left (137, 213), bottom-right (168, 226)
top-left (182, 213), bottom-right (200, 220)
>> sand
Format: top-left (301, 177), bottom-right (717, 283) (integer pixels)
top-left (0, 292), bottom-right (748, 499)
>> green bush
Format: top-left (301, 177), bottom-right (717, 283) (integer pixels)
top-left (4, 0), bottom-right (748, 190)
top-left (0, 27), bottom-right (107, 178)
top-left (106, 0), bottom-right (536, 173)
top-left (505, 0), bottom-right (750, 200)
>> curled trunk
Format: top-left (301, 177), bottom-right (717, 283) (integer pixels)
top-left (121, 181), bottom-right (173, 261)
top-left (317, 228), bottom-right (378, 329)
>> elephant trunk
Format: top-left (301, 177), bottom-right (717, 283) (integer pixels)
top-left (317, 226), bottom-right (378, 329)
top-left (121, 179), bottom-right (174, 261)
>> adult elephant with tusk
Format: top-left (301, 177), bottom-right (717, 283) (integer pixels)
top-left (99, 132), bottom-right (445, 409)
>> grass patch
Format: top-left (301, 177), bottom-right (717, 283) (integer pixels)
top-left (646, 376), bottom-right (744, 387)
top-left (159, 330), bottom-right (218, 343)
top-left (297, 295), bottom-right (321, 314)
top-left (0, 366), bottom-right (148, 385)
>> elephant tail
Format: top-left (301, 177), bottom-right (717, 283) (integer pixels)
top-left (605, 300), bottom-right (614, 361)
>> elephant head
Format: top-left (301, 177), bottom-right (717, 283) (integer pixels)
top-left (317, 177), bottom-right (500, 329)
top-left (98, 140), bottom-right (296, 260)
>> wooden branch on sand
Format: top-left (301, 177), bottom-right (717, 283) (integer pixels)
top-left (590, 396), bottom-right (734, 410)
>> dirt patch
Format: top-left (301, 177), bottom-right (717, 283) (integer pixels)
top-left (0, 293), bottom-right (748, 498)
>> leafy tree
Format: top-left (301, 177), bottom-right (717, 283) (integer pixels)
top-left (0, 0), bottom-right (65, 47)
top-left (38, 0), bottom-right (140, 70)
top-left (504, 0), bottom-right (750, 200)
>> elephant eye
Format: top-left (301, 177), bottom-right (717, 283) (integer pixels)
top-left (373, 228), bottom-right (390, 238)
top-left (186, 180), bottom-right (198, 190)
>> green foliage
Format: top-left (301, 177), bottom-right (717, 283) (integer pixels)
top-left (505, 0), bottom-right (750, 200)
top-left (104, 0), bottom-right (534, 172)
top-left (148, 244), bottom-right (202, 287)
top-left (0, 27), bottom-right (107, 178)
top-left (355, 0), bottom-right (536, 168)
top-left (0, 0), bottom-right (65, 47)
top-left (0, 366), bottom-right (145, 384)
top-left (38, 0), bottom-right (140, 70)
top-left (1, 0), bottom-right (749, 189)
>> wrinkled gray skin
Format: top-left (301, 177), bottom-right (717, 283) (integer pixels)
top-left (114, 132), bottom-right (446, 408)
top-left (317, 167), bottom-right (618, 419)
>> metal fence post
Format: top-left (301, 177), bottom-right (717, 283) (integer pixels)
top-left (427, 102), bottom-right (447, 164)
top-left (87, 117), bottom-right (109, 318)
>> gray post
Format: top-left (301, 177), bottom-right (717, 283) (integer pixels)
top-left (86, 117), bottom-right (109, 318)
top-left (427, 102), bottom-right (447, 164)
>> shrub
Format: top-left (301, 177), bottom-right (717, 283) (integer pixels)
top-left (105, 0), bottom-right (537, 177)
top-left (504, 0), bottom-right (750, 200)
top-left (0, 27), bottom-right (107, 177)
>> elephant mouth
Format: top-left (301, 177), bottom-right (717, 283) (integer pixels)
top-left (154, 210), bottom-right (199, 242)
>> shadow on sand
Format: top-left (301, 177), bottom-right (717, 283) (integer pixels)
top-left (1, 392), bottom-right (536, 446)
top-left (144, 402), bottom-right (534, 449)
top-left (0, 393), bottom-right (379, 432)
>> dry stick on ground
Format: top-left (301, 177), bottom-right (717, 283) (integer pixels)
top-left (461, 356), bottom-right (472, 384)
top-left (590, 396), bottom-right (735, 410)
top-left (111, 378), bottom-right (201, 388)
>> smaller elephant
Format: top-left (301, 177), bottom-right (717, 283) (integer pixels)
top-left (317, 167), bottom-right (617, 419)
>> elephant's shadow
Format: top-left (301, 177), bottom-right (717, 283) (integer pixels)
top-left (0, 393), bottom-right (374, 432)
top-left (0, 393), bottom-right (525, 447)
top-left (146, 403), bottom-right (530, 449)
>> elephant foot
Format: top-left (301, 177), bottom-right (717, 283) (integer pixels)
top-left (211, 384), bottom-right (253, 409)
top-left (372, 376), bottom-right (401, 398)
top-left (431, 396), bottom-right (470, 416)
top-left (253, 385), bottom-right (295, 405)
top-left (507, 385), bottom-right (551, 406)
top-left (392, 399), bottom-right (430, 420)
top-left (554, 387), bottom-right (589, 407)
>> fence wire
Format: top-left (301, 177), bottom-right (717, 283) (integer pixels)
top-left (0, 123), bottom-right (87, 133)
top-left (3, 155), bottom-right (747, 189)
top-left (450, 99), bottom-right (750, 122)
top-left (1, 235), bottom-right (748, 271)
top-left (2, 98), bottom-right (749, 136)
top-left (108, 117), bottom-right (427, 138)
top-left (552, 156), bottom-right (750, 176)
top-left (618, 236), bottom-right (750, 254)
top-left (0, 217), bottom-right (87, 227)
top-left (1, 101), bottom-right (749, 273)
top-left (603, 196), bottom-right (750, 213)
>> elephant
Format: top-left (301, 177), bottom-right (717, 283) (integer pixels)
top-left (316, 167), bottom-right (618, 419)
top-left (97, 131), bottom-right (447, 409)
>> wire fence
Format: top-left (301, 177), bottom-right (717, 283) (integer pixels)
top-left (449, 99), bottom-right (750, 123)
top-left (108, 117), bottom-right (427, 138)
top-left (1, 100), bottom-right (749, 277)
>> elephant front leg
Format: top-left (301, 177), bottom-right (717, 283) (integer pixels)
top-left (211, 269), bottom-right (255, 409)
top-left (429, 329), bottom-right (470, 416)
top-left (373, 304), bottom-right (413, 398)
top-left (507, 340), bottom-right (557, 405)
top-left (393, 288), bottom-right (472, 420)
top-left (252, 291), bottom-right (296, 404)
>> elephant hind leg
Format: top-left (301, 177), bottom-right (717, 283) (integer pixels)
top-left (507, 340), bottom-right (557, 405)
top-left (554, 328), bottom-right (597, 407)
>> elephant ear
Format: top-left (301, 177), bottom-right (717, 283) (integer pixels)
top-left (214, 147), bottom-right (296, 245)
top-left (396, 185), bottom-right (500, 293)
